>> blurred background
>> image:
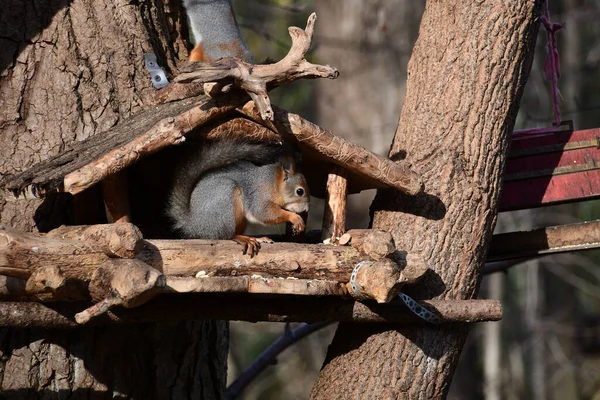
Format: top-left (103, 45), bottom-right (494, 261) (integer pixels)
top-left (226, 1), bottom-right (600, 398)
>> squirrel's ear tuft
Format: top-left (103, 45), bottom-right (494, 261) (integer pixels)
top-left (293, 151), bottom-right (302, 166)
top-left (280, 155), bottom-right (296, 179)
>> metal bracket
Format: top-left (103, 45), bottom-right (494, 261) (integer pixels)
top-left (399, 293), bottom-right (443, 325)
top-left (144, 53), bottom-right (169, 89)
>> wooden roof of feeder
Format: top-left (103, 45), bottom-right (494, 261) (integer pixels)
top-left (0, 13), bottom-right (423, 201)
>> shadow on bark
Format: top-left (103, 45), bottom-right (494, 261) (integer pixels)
top-left (370, 189), bottom-right (446, 221)
top-left (0, 320), bottom-right (228, 399)
top-left (319, 321), bottom-right (465, 368)
top-left (0, 0), bottom-right (71, 73)
top-left (33, 193), bottom-right (76, 233)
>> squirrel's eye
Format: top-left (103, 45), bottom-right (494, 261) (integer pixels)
top-left (296, 188), bottom-right (305, 196)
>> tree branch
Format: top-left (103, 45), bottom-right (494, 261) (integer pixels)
top-left (225, 322), bottom-right (330, 400)
top-left (0, 297), bottom-right (502, 329)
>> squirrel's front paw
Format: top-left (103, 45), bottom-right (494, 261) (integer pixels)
top-left (289, 213), bottom-right (305, 234)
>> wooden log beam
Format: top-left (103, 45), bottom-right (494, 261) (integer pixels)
top-left (77, 275), bottom-right (351, 324)
top-left (101, 171), bottom-right (131, 223)
top-left (62, 92), bottom-right (248, 195)
top-left (0, 225), bottom-right (108, 280)
top-left (322, 165), bottom-right (348, 243)
top-left (0, 224), bottom-right (429, 306)
top-left (0, 224), bottom-right (425, 286)
top-left (166, 276), bottom-right (347, 297)
top-left (141, 239), bottom-right (425, 303)
top-left (0, 297), bottom-right (502, 329)
top-left (138, 239), bottom-right (392, 282)
top-left (239, 102), bottom-right (424, 196)
top-left (488, 219), bottom-right (600, 262)
top-left (46, 223), bottom-right (143, 258)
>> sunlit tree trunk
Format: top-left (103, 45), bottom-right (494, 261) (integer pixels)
top-left (311, 1), bottom-right (542, 398)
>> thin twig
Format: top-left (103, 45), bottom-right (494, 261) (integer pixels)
top-left (484, 258), bottom-right (534, 274)
top-left (225, 322), bottom-right (330, 400)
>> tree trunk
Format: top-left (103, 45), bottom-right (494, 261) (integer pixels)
top-left (0, 1), bottom-right (228, 398)
top-left (311, 1), bottom-right (541, 398)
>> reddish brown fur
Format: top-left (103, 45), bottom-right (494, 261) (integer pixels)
top-left (216, 42), bottom-right (248, 59)
top-left (189, 43), bottom-right (207, 62)
top-left (189, 41), bottom-right (247, 62)
top-left (232, 186), bottom-right (247, 234)
top-left (270, 165), bottom-right (286, 207)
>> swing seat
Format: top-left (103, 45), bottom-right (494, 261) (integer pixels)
top-left (500, 121), bottom-right (600, 211)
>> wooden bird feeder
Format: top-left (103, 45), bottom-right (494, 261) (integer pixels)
top-left (0, 14), bottom-right (502, 328)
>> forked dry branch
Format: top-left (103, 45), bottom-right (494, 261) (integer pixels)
top-left (174, 13), bottom-right (339, 121)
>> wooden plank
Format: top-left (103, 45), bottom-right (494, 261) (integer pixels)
top-left (500, 125), bottom-right (600, 211)
top-left (488, 219), bottom-right (600, 262)
top-left (500, 170), bottom-right (600, 211)
top-left (511, 120), bottom-right (573, 139)
top-left (0, 97), bottom-right (207, 197)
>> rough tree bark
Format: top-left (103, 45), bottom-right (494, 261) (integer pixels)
top-left (311, 1), bottom-right (541, 399)
top-left (0, 1), bottom-right (227, 398)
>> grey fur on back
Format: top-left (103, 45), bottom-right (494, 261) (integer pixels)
top-left (182, 0), bottom-right (253, 62)
top-left (167, 140), bottom-right (284, 238)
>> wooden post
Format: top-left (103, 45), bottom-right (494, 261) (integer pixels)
top-left (101, 171), bottom-right (131, 223)
top-left (322, 165), bottom-right (348, 243)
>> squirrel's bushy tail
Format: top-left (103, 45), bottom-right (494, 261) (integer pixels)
top-left (167, 139), bottom-right (283, 228)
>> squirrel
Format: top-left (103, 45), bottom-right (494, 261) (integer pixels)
top-left (182, 0), bottom-right (253, 63)
top-left (167, 139), bottom-right (310, 256)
